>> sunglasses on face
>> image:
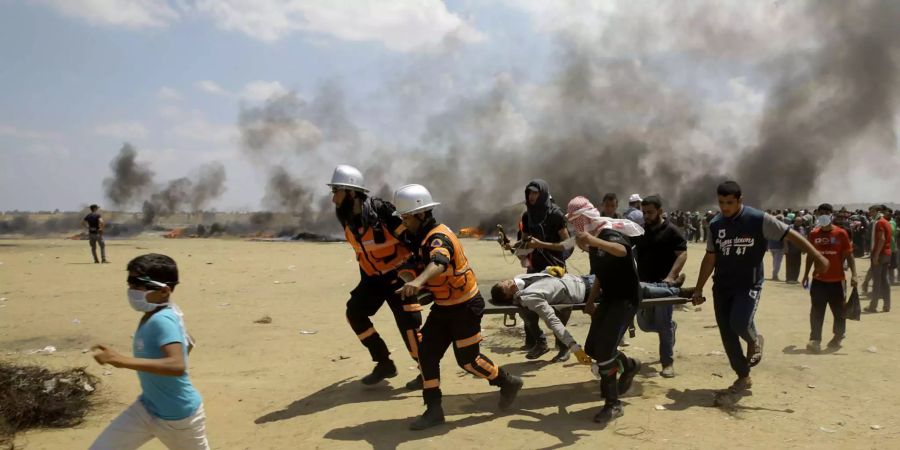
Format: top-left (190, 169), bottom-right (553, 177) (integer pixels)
top-left (127, 275), bottom-right (174, 290)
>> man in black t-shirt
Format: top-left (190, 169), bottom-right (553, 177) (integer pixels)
top-left (509, 179), bottom-right (571, 362)
top-left (634, 195), bottom-right (687, 378)
top-left (567, 196), bottom-right (642, 426)
top-left (82, 204), bottom-right (107, 264)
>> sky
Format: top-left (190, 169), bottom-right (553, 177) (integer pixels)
top-left (1, 0), bottom-right (898, 213)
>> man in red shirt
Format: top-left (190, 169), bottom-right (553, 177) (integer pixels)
top-left (865, 205), bottom-right (893, 313)
top-left (803, 204), bottom-right (858, 352)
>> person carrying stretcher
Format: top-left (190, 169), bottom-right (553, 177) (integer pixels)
top-left (490, 269), bottom-right (694, 364)
top-left (328, 165), bottom-right (423, 389)
top-left (393, 184), bottom-right (524, 430)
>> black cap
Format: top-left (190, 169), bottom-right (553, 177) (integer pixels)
top-left (817, 203), bottom-right (833, 213)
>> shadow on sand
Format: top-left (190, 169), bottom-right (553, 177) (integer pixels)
top-left (321, 380), bottom-right (604, 450)
top-left (254, 377), bottom-right (414, 424)
top-left (782, 344), bottom-right (844, 356)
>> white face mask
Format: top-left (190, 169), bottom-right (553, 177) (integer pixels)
top-left (127, 289), bottom-right (166, 312)
top-left (816, 214), bottom-right (833, 227)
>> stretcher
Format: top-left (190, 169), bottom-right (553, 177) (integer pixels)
top-left (483, 295), bottom-right (694, 327)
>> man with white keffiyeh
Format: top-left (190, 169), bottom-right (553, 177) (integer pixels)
top-left (566, 196), bottom-right (644, 426)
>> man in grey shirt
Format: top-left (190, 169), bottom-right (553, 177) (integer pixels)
top-left (490, 271), bottom-right (692, 364)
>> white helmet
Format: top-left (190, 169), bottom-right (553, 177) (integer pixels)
top-left (327, 165), bottom-right (368, 193)
top-left (393, 184), bottom-right (440, 216)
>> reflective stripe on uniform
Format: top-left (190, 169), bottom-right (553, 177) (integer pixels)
top-left (455, 333), bottom-right (482, 348)
top-left (406, 330), bottom-right (420, 359)
top-left (357, 327), bottom-right (376, 340)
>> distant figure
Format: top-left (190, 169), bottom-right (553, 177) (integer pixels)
top-left (784, 216), bottom-right (806, 284)
top-left (601, 193), bottom-right (620, 218)
top-left (624, 194), bottom-right (644, 226)
top-left (82, 204), bottom-right (108, 264)
top-left (865, 205), bottom-right (892, 313)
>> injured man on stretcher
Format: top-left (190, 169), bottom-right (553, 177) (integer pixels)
top-left (489, 268), bottom-right (695, 364)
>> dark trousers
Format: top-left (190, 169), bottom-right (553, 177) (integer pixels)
top-left (522, 308), bottom-right (571, 350)
top-left (713, 287), bottom-right (761, 378)
top-left (89, 232), bottom-right (106, 262)
top-left (346, 276), bottom-right (422, 364)
top-left (890, 252), bottom-right (899, 284)
top-left (869, 260), bottom-right (892, 311)
top-left (585, 299), bottom-right (636, 406)
top-left (809, 280), bottom-right (846, 341)
top-left (785, 252), bottom-right (802, 282)
top-left (419, 294), bottom-right (510, 405)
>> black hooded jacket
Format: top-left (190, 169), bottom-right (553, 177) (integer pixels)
top-left (519, 179), bottom-right (568, 271)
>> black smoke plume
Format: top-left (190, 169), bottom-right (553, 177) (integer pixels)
top-left (102, 143), bottom-right (154, 208)
top-left (735, 0), bottom-right (900, 206)
top-left (235, 2), bottom-right (900, 230)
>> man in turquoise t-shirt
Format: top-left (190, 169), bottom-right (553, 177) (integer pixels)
top-left (90, 253), bottom-right (208, 450)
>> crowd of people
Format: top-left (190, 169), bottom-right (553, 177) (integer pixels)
top-left (83, 164), bottom-right (894, 448)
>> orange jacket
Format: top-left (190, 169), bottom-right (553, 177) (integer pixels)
top-left (345, 224), bottom-right (411, 277)
top-left (420, 224), bottom-right (479, 305)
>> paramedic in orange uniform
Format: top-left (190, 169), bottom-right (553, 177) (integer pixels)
top-left (393, 184), bottom-right (524, 430)
top-left (328, 165), bottom-right (423, 389)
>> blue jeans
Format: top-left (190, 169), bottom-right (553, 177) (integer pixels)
top-left (636, 282), bottom-right (680, 366)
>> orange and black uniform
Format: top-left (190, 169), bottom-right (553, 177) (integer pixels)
top-left (343, 197), bottom-right (422, 365)
top-left (411, 218), bottom-right (516, 406)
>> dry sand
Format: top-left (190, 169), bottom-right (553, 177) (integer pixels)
top-left (1, 236), bottom-right (899, 449)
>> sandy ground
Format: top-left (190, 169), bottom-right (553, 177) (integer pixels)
top-left (1, 236), bottom-right (899, 449)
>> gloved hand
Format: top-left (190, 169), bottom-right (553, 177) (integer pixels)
top-left (572, 345), bottom-right (591, 365)
top-left (546, 266), bottom-right (566, 278)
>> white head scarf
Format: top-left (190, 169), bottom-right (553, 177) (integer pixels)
top-left (566, 196), bottom-right (645, 237)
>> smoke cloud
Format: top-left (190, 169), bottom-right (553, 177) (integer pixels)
top-left (735, 0), bottom-right (900, 206)
top-left (233, 1), bottom-right (899, 231)
top-left (100, 145), bottom-right (228, 225)
top-left (102, 143), bottom-right (154, 208)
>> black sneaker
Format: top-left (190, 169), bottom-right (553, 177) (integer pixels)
top-left (499, 375), bottom-right (523, 410)
top-left (550, 347), bottom-right (571, 363)
top-left (525, 342), bottom-right (550, 360)
top-left (593, 403), bottom-right (624, 424)
top-left (409, 404), bottom-right (445, 430)
top-left (826, 336), bottom-right (843, 349)
top-left (405, 375), bottom-right (423, 391)
top-left (617, 358), bottom-right (642, 395)
top-left (361, 361), bottom-right (397, 385)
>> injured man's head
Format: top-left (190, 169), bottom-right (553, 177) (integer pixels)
top-left (490, 279), bottom-right (519, 305)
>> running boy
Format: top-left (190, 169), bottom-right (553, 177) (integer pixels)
top-left (90, 253), bottom-right (208, 450)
